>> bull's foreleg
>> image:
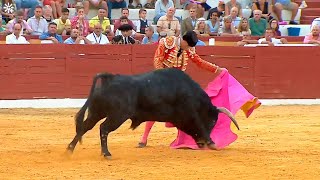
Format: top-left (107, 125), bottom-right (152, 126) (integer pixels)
top-left (100, 115), bottom-right (127, 159)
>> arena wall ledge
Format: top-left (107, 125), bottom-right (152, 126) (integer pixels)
top-left (0, 44), bottom-right (319, 100)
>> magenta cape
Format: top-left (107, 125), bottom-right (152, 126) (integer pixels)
top-left (169, 69), bottom-right (261, 149)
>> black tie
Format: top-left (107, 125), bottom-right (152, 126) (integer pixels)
top-left (125, 37), bottom-right (128, 44)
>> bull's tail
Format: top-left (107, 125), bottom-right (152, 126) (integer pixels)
top-left (217, 107), bottom-right (240, 130)
top-left (75, 74), bottom-right (101, 143)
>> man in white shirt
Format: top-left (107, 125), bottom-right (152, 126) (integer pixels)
top-left (6, 23), bottom-right (30, 44)
top-left (86, 23), bottom-right (110, 44)
top-left (258, 28), bottom-right (288, 45)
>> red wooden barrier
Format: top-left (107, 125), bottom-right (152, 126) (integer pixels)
top-left (0, 45), bottom-right (319, 100)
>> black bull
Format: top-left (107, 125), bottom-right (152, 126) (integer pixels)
top-left (66, 68), bottom-right (239, 159)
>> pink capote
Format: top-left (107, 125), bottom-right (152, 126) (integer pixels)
top-left (170, 69), bottom-right (261, 149)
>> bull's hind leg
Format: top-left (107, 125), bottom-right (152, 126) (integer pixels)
top-left (99, 115), bottom-right (127, 159)
top-left (67, 114), bottom-right (102, 153)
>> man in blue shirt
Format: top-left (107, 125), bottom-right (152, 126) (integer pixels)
top-left (39, 22), bottom-right (63, 43)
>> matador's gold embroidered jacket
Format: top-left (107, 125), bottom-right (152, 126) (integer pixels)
top-left (153, 36), bottom-right (219, 72)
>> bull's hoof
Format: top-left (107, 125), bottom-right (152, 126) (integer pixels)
top-left (138, 142), bottom-right (147, 148)
top-left (104, 155), bottom-right (112, 160)
top-left (207, 143), bottom-right (218, 150)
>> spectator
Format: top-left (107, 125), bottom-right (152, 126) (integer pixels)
top-left (236, 31), bottom-right (258, 46)
top-left (1, 0), bottom-right (16, 23)
top-left (115, 16), bottom-right (136, 37)
top-left (180, 0), bottom-right (209, 19)
top-left (258, 28), bottom-right (288, 45)
top-left (64, 28), bottom-right (91, 44)
top-left (194, 17), bottom-right (210, 36)
top-left (27, 6), bottom-right (48, 35)
top-left (196, 39), bottom-right (206, 46)
top-left (251, 0), bottom-right (273, 21)
top-left (89, 7), bottom-right (113, 36)
top-left (225, 0), bottom-right (242, 17)
top-left (15, 0), bottom-right (40, 18)
top-left (39, 22), bottom-right (63, 43)
top-left (269, 18), bottom-right (281, 36)
top-left (71, 6), bottom-right (89, 36)
top-left (237, 17), bottom-right (251, 35)
top-left (0, 15), bottom-right (5, 34)
top-left (273, 0), bottom-right (298, 24)
top-left (181, 7), bottom-right (197, 36)
top-left (6, 23), bottom-right (29, 44)
top-left (153, 0), bottom-right (174, 24)
top-left (133, 8), bottom-right (152, 36)
top-left (206, 10), bottom-right (220, 36)
top-left (218, 16), bottom-right (238, 36)
top-left (128, 0), bottom-right (155, 9)
top-left (6, 10), bottom-right (32, 35)
top-left (249, 10), bottom-right (267, 36)
top-left (311, 17), bottom-right (320, 29)
top-left (230, 6), bottom-right (241, 28)
top-left (42, 0), bottom-right (65, 19)
top-left (113, 8), bottom-right (135, 33)
top-left (83, 0), bottom-right (108, 16)
top-left (43, 5), bottom-right (54, 23)
top-left (86, 23), bottom-right (110, 44)
top-left (142, 26), bottom-right (159, 44)
top-left (107, 0), bottom-right (126, 20)
top-left (54, 7), bottom-right (71, 35)
top-left (112, 24), bottom-right (139, 44)
top-left (157, 7), bottom-right (180, 37)
top-left (207, 1), bottom-right (224, 20)
top-left (303, 25), bottom-right (320, 45)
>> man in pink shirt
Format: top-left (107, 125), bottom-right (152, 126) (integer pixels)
top-left (303, 25), bottom-right (320, 45)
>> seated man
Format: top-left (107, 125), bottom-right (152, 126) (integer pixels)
top-left (115, 16), bottom-right (136, 37)
top-left (112, 24), bottom-right (139, 44)
top-left (6, 10), bottom-right (33, 35)
top-left (249, 10), bottom-right (267, 36)
top-left (6, 23), bottom-right (29, 44)
top-left (142, 26), bottom-right (159, 44)
top-left (27, 6), bottom-right (48, 35)
top-left (258, 28), bottom-right (288, 45)
top-left (157, 7), bottom-right (181, 37)
top-left (89, 7), bottom-right (113, 36)
top-left (54, 8), bottom-right (71, 35)
top-left (236, 31), bottom-right (258, 46)
top-left (64, 28), bottom-right (91, 44)
top-left (86, 23), bottom-right (110, 44)
top-left (303, 25), bottom-right (320, 45)
top-left (113, 8), bottom-right (135, 33)
top-left (39, 22), bottom-right (63, 43)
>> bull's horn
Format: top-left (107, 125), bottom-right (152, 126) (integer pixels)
top-left (217, 107), bottom-right (240, 130)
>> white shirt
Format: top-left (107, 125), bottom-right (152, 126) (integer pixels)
top-left (86, 32), bottom-right (110, 44)
top-left (6, 34), bottom-right (30, 44)
top-left (258, 38), bottom-right (282, 44)
top-left (115, 29), bottom-right (136, 37)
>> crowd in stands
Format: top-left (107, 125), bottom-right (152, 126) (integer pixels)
top-left (0, 0), bottom-right (319, 46)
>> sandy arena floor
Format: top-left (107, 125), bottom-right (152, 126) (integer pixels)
top-left (0, 106), bottom-right (319, 180)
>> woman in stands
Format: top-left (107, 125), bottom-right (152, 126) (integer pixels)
top-left (269, 18), bottom-right (281, 36)
top-left (71, 6), bottom-right (89, 36)
top-left (237, 17), bottom-right (251, 35)
top-left (138, 31), bottom-right (261, 150)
